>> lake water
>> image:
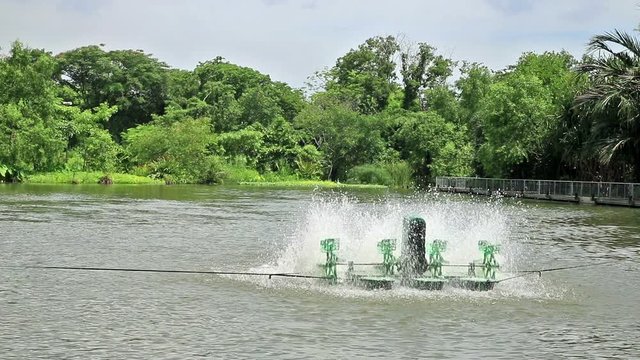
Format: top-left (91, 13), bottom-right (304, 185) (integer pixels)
top-left (1, 184), bottom-right (639, 359)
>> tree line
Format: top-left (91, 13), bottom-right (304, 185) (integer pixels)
top-left (1, 29), bottom-right (639, 186)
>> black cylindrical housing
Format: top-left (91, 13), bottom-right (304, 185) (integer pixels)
top-left (401, 216), bottom-right (426, 277)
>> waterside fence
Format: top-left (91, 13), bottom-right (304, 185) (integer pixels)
top-left (435, 177), bottom-right (640, 207)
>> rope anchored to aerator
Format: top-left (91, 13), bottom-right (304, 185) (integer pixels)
top-left (12, 265), bottom-right (330, 280)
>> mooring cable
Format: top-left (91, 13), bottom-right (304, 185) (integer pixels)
top-left (516, 261), bottom-right (614, 274)
top-left (4, 261), bottom-right (615, 284)
top-left (10, 265), bottom-right (330, 280)
top-left (495, 273), bottom-right (535, 283)
top-left (497, 261), bottom-right (614, 283)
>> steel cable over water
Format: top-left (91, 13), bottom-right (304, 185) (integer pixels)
top-left (2, 261), bottom-right (613, 284)
top-left (3, 265), bottom-right (331, 280)
top-left (496, 261), bottom-right (614, 283)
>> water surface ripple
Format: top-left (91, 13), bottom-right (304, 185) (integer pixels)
top-left (1, 184), bottom-right (638, 359)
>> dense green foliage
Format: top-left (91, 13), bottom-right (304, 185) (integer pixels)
top-left (2, 27), bottom-right (640, 185)
top-left (574, 30), bottom-right (640, 181)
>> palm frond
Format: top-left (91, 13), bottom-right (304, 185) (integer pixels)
top-left (575, 28), bottom-right (640, 175)
top-left (588, 30), bottom-right (640, 60)
top-left (598, 137), bottom-right (630, 164)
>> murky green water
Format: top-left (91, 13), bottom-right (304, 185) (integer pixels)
top-left (1, 184), bottom-right (639, 359)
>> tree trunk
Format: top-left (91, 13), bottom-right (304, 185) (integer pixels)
top-left (633, 150), bottom-right (640, 183)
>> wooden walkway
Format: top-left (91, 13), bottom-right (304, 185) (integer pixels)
top-left (436, 177), bottom-right (640, 208)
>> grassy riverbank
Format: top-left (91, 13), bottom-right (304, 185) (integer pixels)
top-left (25, 172), bottom-right (163, 185)
top-left (237, 180), bottom-right (387, 189)
top-left (22, 172), bottom-right (387, 189)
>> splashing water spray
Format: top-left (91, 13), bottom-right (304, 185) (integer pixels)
top-left (253, 193), bottom-right (609, 298)
top-left (316, 213), bottom-right (502, 291)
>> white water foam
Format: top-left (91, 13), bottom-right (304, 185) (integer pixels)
top-left (243, 191), bottom-right (567, 301)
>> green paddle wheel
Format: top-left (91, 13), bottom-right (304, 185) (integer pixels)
top-left (410, 240), bottom-right (448, 290)
top-left (320, 238), bottom-right (339, 284)
top-left (377, 239), bottom-right (396, 276)
top-left (462, 240), bottom-right (500, 291)
top-left (427, 239), bottom-right (447, 277)
top-left (478, 240), bottom-right (500, 280)
top-left (358, 239), bottom-right (398, 290)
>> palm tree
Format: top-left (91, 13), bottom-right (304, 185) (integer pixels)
top-left (575, 29), bottom-right (640, 181)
